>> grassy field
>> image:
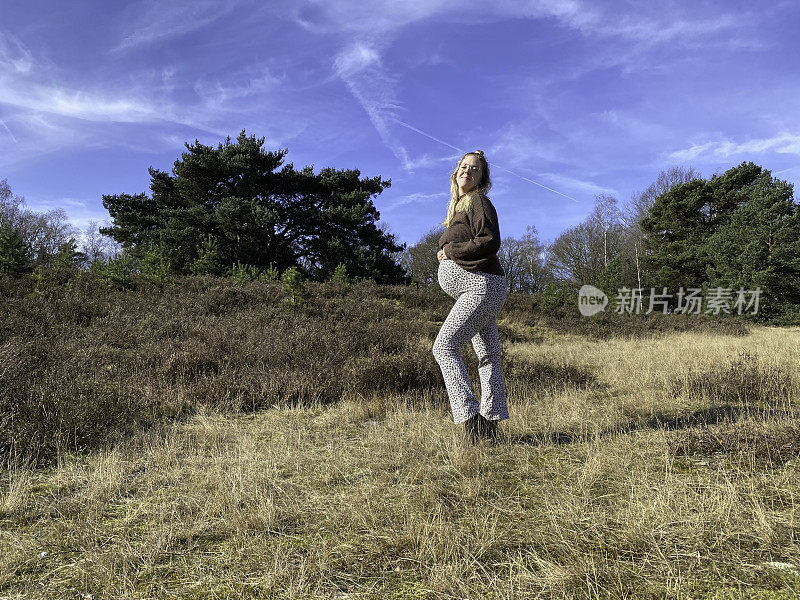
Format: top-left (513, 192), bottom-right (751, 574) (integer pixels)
top-left (2, 277), bottom-right (800, 598)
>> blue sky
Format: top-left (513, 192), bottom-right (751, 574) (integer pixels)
top-left (1, 0), bottom-right (799, 248)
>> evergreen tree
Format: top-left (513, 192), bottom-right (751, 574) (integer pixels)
top-left (707, 171), bottom-right (800, 316)
top-left (640, 162), bottom-right (764, 291)
top-left (0, 223), bottom-right (31, 276)
top-left (101, 131), bottom-right (407, 283)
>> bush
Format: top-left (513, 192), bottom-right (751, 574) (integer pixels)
top-left (0, 223), bottom-right (31, 276)
top-left (0, 274), bottom-right (771, 466)
top-left (331, 262), bottom-right (350, 285)
top-left (229, 262), bottom-right (279, 283)
top-left (190, 235), bottom-right (226, 277)
top-left (140, 246), bottom-right (173, 287)
top-left (280, 266), bottom-right (309, 311)
top-left (92, 250), bottom-right (139, 290)
top-left (671, 350), bottom-right (796, 409)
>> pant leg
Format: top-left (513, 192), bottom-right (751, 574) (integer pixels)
top-left (471, 317), bottom-right (509, 421)
top-left (432, 292), bottom-right (499, 424)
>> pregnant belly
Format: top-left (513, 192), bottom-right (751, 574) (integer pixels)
top-left (437, 260), bottom-right (462, 297)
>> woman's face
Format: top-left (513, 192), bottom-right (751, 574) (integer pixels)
top-left (457, 155), bottom-right (483, 194)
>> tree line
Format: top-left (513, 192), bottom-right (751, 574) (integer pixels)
top-left (3, 130), bottom-right (799, 320)
top-left (0, 178), bottom-right (115, 276)
top-left (0, 132), bottom-right (407, 286)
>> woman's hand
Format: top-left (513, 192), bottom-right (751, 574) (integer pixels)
top-left (437, 249), bottom-right (448, 261)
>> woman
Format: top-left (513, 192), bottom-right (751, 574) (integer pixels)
top-left (433, 150), bottom-right (509, 444)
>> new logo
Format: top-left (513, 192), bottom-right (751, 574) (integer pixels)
top-left (578, 285), bottom-right (608, 316)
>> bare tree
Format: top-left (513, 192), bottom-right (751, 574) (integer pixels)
top-left (588, 195), bottom-right (621, 269)
top-left (621, 166), bottom-right (700, 289)
top-left (0, 179), bottom-right (78, 265)
top-left (547, 222), bottom-right (599, 285)
top-left (519, 225), bottom-right (550, 293)
top-left (0, 178), bottom-right (25, 227)
top-left (81, 220), bottom-right (117, 265)
top-left (546, 195), bottom-right (625, 287)
top-left (400, 226), bottom-right (444, 287)
top-left (24, 209), bottom-right (77, 262)
top-left (498, 236), bottom-right (527, 292)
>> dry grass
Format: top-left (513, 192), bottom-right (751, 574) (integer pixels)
top-left (1, 278), bottom-right (799, 598)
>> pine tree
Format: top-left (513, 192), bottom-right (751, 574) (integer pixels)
top-left (707, 172), bottom-right (800, 316)
top-left (101, 131), bottom-right (406, 283)
top-left (0, 224), bottom-right (31, 276)
top-left (641, 162), bottom-right (764, 292)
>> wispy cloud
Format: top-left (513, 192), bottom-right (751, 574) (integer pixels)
top-left (774, 166), bottom-right (800, 175)
top-left (537, 172), bottom-right (617, 196)
top-left (291, 0), bottom-right (452, 35)
top-left (193, 67), bottom-right (282, 106)
top-left (333, 43), bottom-right (381, 77)
top-left (0, 32), bottom-right (162, 124)
top-left (333, 41), bottom-right (416, 171)
top-left (1, 86), bottom-right (160, 122)
top-left (293, 0), bottom-right (748, 45)
top-left (113, 0), bottom-right (238, 51)
top-left (0, 119), bottom-right (17, 143)
top-left (586, 13), bottom-right (741, 44)
top-left (0, 32), bottom-right (34, 73)
top-left (0, 30), bottom-right (237, 167)
top-left (385, 191), bottom-right (449, 211)
top-left (666, 133), bottom-right (800, 162)
top-left (489, 121), bottom-right (565, 169)
top-left (402, 152), bottom-right (461, 172)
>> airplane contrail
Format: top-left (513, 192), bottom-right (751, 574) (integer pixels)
top-left (0, 120), bottom-right (18, 144)
top-left (390, 117), bottom-right (580, 203)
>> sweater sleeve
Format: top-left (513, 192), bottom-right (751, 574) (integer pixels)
top-left (443, 196), bottom-right (501, 261)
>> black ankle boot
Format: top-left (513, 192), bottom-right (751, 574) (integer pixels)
top-left (464, 414), bottom-right (480, 445)
top-left (477, 414), bottom-right (498, 442)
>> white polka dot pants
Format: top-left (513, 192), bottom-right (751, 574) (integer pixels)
top-left (433, 259), bottom-right (509, 424)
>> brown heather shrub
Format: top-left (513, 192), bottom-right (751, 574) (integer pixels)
top-left (503, 294), bottom-right (751, 339)
top-left (503, 355), bottom-right (597, 391)
top-left (669, 418), bottom-right (800, 467)
top-left (671, 350), bottom-right (797, 409)
top-left (0, 276), bottom-right (459, 463)
top-left (0, 273), bottom-right (756, 465)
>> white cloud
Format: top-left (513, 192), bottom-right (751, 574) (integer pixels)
top-left (333, 43), bottom-right (381, 77)
top-left (0, 33), bottom-right (165, 124)
top-left (666, 133), bottom-right (800, 162)
top-left (333, 41), bottom-right (417, 171)
top-left (597, 109), bottom-right (673, 143)
top-left (291, 0), bottom-right (452, 35)
top-left (587, 13), bottom-right (740, 44)
top-left (489, 122), bottom-right (564, 169)
top-left (401, 152), bottom-right (461, 172)
top-left (537, 172), bottom-right (617, 196)
top-left (291, 0), bottom-right (744, 45)
top-left (385, 191), bottom-right (448, 211)
top-left (0, 32), bottom-right (239, 166)
top-left (0, 32), bottom-right (33, 74)
top-left (194, 68), bottom-right (282, 106)
top-left (113, 0), bottom-right (238, 51)
top-left (0, 119), bottom-right (17, 143)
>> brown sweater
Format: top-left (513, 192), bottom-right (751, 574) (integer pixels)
top-left (438, 194), bottom-right (505, 277)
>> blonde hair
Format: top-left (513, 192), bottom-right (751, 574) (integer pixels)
top-left (441, 150), bottom-right (492, 227)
